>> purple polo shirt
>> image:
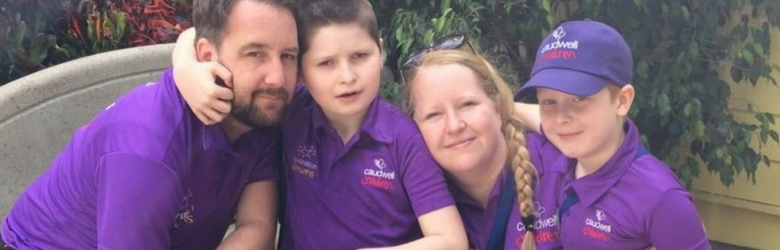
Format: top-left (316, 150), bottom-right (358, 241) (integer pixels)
top-left (453, 132), bottom-right (564, 250)
top-left (1, 70), bottom-right (280, 250)
top-left (278, 87), bottom-right (455, 250)
top-left (555, 119), bottom-right (709, 249)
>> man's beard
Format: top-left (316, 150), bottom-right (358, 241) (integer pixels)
top-left (231, 87), bottom-right (291, 129)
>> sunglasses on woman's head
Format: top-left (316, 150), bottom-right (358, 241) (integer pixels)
top-left (400, 34), bottom-right (475, 117)
top-left (401, 34), bottom-right (475, 72)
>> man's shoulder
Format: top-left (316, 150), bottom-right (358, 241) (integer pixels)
top-left (78, 70), bottom-right (193, 161)
top-left (121, 69), bottom-right (184, 112)
top-left (101, 70), bottom-right (186, 126)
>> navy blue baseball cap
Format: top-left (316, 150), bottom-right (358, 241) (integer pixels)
top-left (515, 20), bottom-right (633, 100)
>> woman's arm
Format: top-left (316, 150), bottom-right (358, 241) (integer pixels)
top-left (359, 205), bottom-right (467, 250)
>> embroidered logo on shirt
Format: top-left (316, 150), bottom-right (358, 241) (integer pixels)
top-left (596, 209), bottom-right (606, 221)
top-left (361, 158), bottom-right (395, 190)
top-left (516, 202), bottom-right (559, 245)
top-left (533, 201), bottom-right (545, 217)
top-left (374, 158), bottom-right (387, 170)
top-left (518, 202), bottom-right (558, 231)
top-left (583, 209), bottom-right (612, 242)
top-left (297, 145), bottom-right (317, 159)
top-left (292, 145), bottom-right (318, 178)
top-left (174, 188), bottom-right (196, 228)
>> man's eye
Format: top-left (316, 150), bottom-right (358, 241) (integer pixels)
top-left (282, 54), bottom-right (297, 61)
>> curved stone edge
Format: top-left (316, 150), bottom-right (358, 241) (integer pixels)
top-left (0, 43), bottom-right (174, 121)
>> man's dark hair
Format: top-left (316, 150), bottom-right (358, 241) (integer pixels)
top-left (293, 0), bottom-right (380, 56)
top-left (192, 0), bottom-right (294, 47)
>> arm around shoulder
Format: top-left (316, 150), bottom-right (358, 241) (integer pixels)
top-left (172, 27), bottom-right (234, 125)
top-left (514, 102), bottom-right (541, 133)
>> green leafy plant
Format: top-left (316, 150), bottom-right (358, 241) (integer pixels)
top-left (57, 0), bottom-right (191, 56)
top-left (0, 0), bottom-right (62, 83)
top-left (373, 0), bottom-right (780, 189)
top-left (1, 0), bottom-right (192, 86)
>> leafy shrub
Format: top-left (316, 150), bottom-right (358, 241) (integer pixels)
top-left (373, 0), bottom-right (780, 188)
top-left (1, 0), bottom-right (191, 85)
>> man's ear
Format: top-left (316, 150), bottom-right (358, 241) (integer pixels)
top-left (616, 84), bottom-right (635, 116)
top-left (196, 37), bottom-right (218, 62)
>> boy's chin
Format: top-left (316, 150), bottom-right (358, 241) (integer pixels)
top-left (553, 143), bottom-right (581, 159)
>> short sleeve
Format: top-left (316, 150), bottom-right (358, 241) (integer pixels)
top-left (96, 152), bottom-right (182, 250)
top-left (645, 189), bottom-right (711, 250)
top-left (399, 133), bottom-right (455, 217)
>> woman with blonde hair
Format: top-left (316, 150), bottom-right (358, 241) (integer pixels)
top-left (400, 34), bottom-right (563, 250)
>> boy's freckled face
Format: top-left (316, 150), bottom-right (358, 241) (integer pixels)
top-left (537, 87), bottom-right (624, 160)
top-left (300, 23), bottom-right (383, 119)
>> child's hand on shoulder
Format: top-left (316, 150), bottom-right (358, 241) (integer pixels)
top-left (171, 27), bottom-right (234, 125)
top-left (173, 60), bottom-right (234, 125)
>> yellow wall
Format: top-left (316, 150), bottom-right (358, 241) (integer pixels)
top-left (690, 9), bottom-right (780, 249)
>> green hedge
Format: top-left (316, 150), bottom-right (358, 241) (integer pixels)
top-left (374, 0), bottom-right (780, 189)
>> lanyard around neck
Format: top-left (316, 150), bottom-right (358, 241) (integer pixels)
top-left (486, 173), bottom-right (516, 250)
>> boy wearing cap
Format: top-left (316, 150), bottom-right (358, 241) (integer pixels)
top-left (515, 20), bottom-right (710, 249)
